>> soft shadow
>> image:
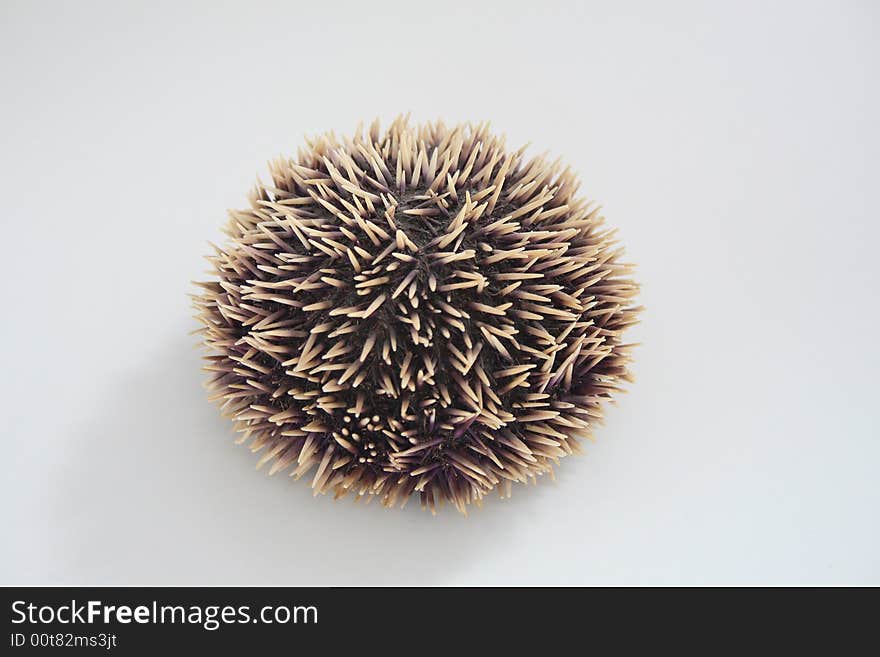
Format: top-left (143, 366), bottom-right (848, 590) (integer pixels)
top-left (49, 329), bottom-right (520, 585)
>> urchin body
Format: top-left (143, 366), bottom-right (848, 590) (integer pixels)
top-left (194, 118), bottom-right (640, 513)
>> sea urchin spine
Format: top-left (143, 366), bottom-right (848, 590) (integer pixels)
top-left (193, 117), bottom-right (641, 513)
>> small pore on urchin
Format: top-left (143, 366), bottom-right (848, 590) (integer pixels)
top-left (193, 116), bottom-right (641, 514)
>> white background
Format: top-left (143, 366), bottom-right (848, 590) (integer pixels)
top-left (2, 1), bottom-right (877, 585)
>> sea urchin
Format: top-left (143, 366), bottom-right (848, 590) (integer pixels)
top-left (194, 117), bottom-right (640, 513)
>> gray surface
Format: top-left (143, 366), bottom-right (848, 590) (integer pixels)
top-left (1, 0), bottom-right (877, 585)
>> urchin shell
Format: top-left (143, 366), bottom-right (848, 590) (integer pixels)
top-left (194, 117), bottom-right (640, 513)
